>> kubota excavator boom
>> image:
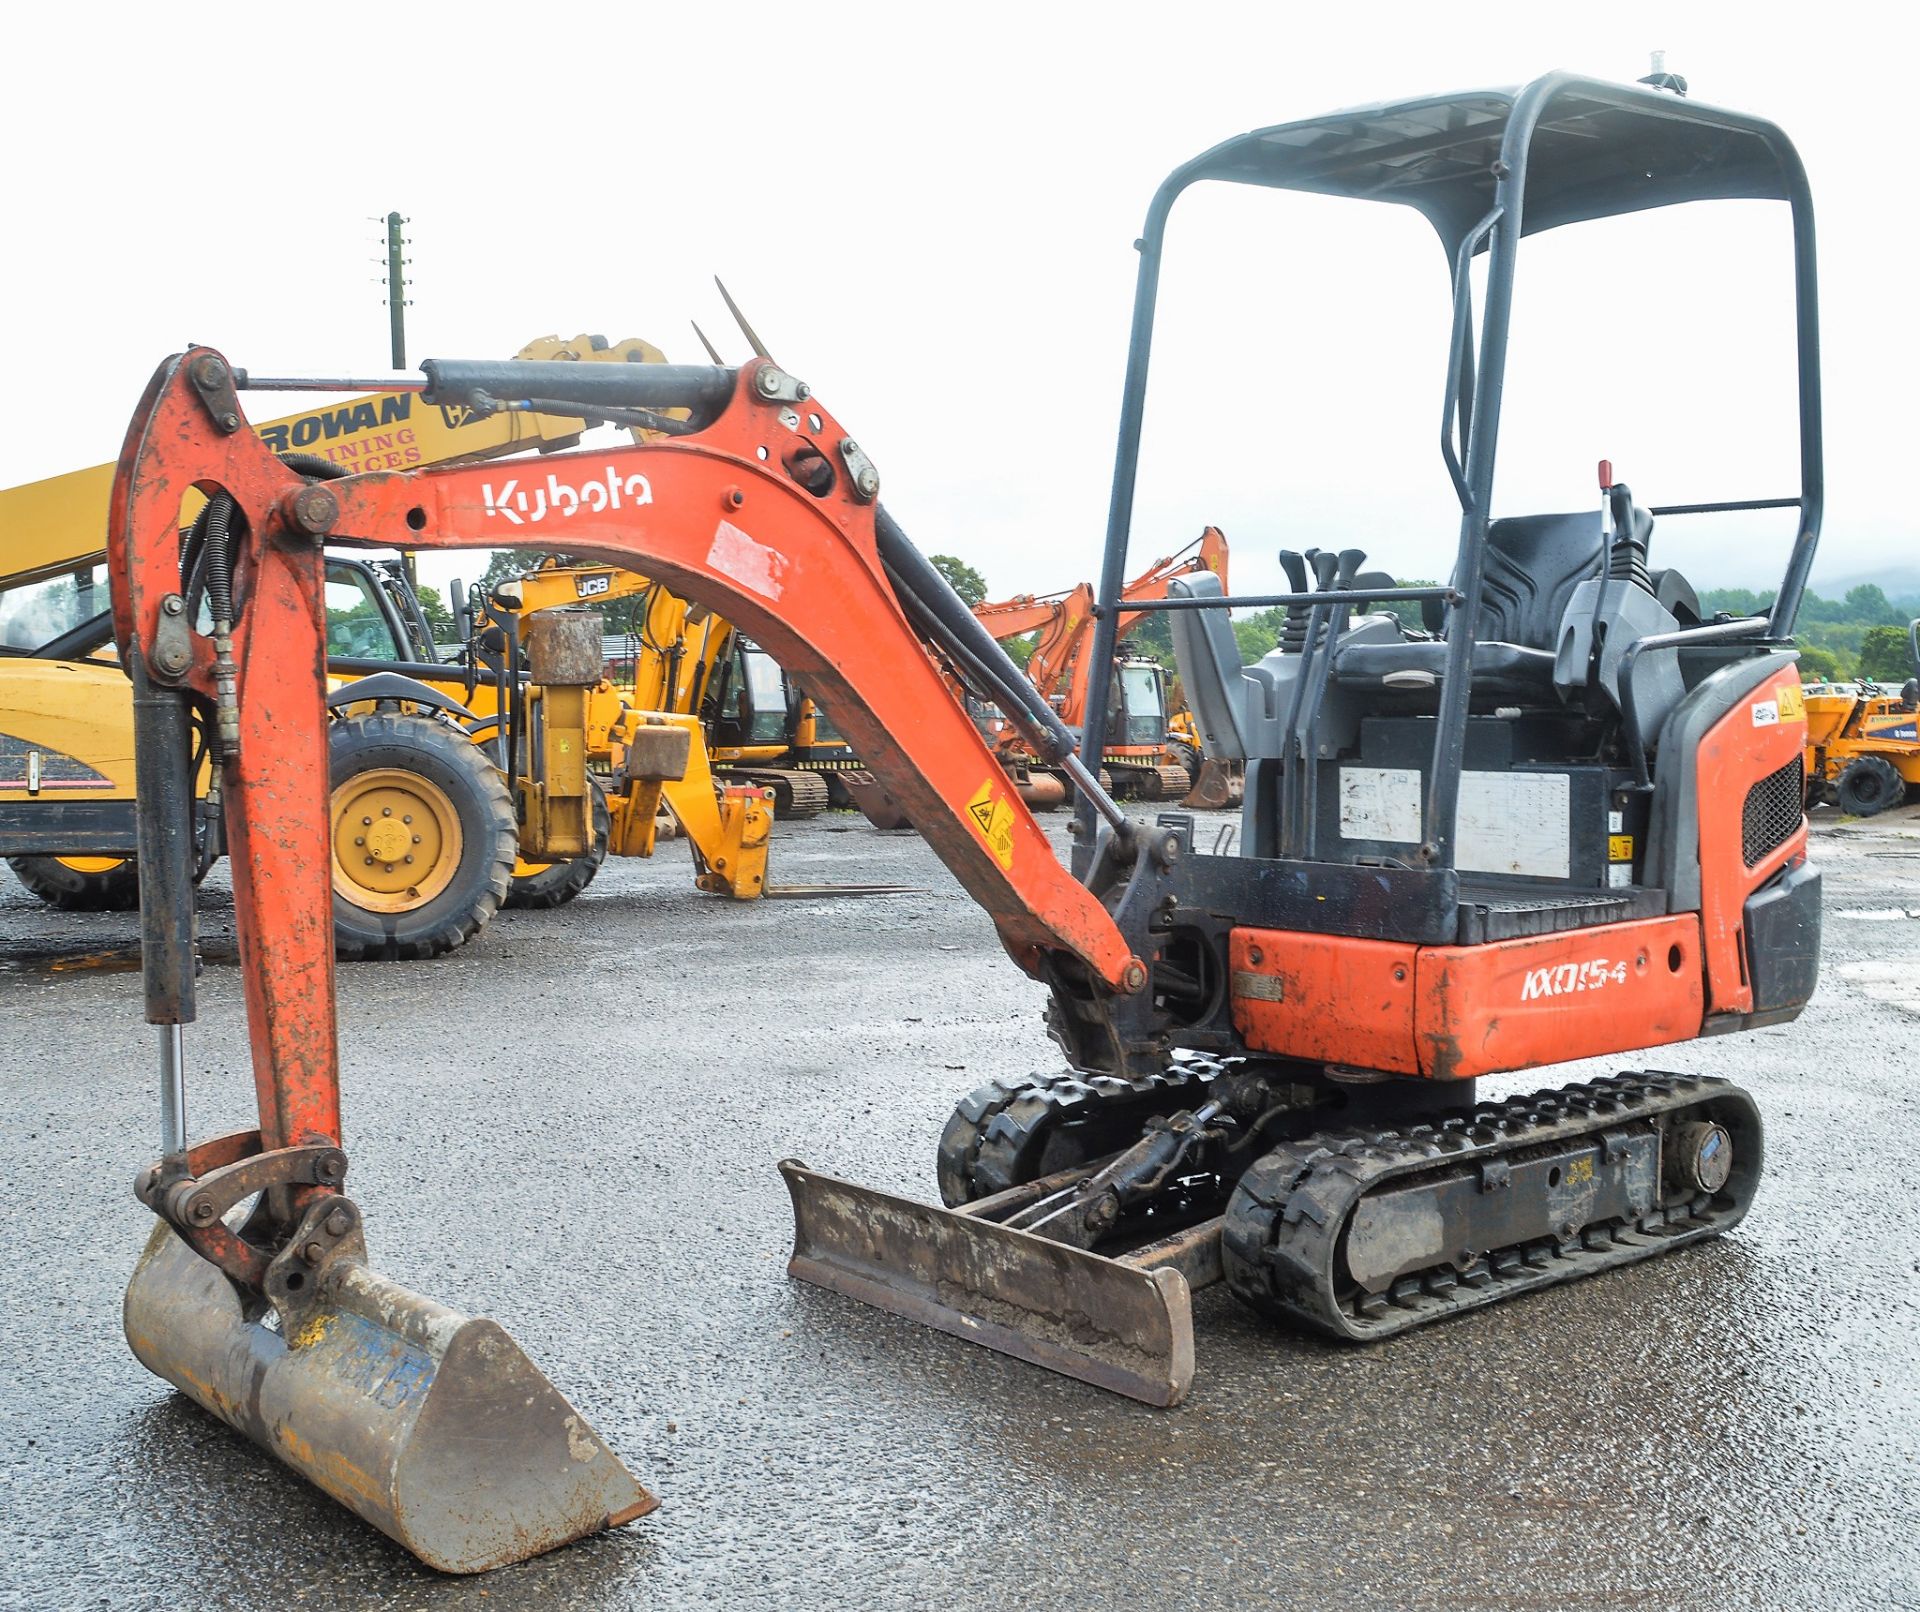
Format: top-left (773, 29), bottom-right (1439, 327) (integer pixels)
top-left (108, 68), bottom-right (1823, 1578)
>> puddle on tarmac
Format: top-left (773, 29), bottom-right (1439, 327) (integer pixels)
top-left (0, 940), bottom-right (239, 977)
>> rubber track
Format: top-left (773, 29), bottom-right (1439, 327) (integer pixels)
top-left (729, 768), bottom-right (830, 819)
top-left (935, 1057), bottom-right (1222, 1207)
top-left (1222, 1071), bottom-right (1761, 1340)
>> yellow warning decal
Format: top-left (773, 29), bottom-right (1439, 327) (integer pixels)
top-left (1608, 834), bottom-right (1635, 861)
top-left (965, 776), bottom-right (1018, 871)
top-left (1776, 683), bottom-right (1805, 721)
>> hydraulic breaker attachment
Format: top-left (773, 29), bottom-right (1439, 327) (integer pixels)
top-left (781, 1156), bottom-right (1225, 1407)
top-left (125, 1204), bottom-right (654, 1573)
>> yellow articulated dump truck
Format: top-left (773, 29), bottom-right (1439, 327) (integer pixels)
top-left (0, 335), bottom-right (773, 957)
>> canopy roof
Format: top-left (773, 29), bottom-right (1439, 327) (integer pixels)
top-left (1179, 78), bottom-right (1798, 251)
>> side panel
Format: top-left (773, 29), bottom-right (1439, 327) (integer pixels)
top-left (1413, 914), bottom-right (1704, 1079)
top-left (1695, 665), bottom-right (1810, 1015)
top-left (1229, 929), bottom-right (1420, 1073)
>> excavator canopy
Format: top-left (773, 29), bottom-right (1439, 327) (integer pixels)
top-left (1173, 78), bottom-right (1802, 252)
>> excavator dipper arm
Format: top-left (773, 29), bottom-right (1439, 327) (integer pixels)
top-left (105, 348), bottom-right (1191, 1568)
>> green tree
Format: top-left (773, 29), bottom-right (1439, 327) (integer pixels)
top-left (412, 583), bottom-right (456, 640)
top-left (1794, 643), bottom-right (1845, 682)
top-left (930, 554), bottom-right (987, 608)
top-left (1857, 624), bottom-right (1917, 682)
top-left (1845, 583), bottom-right (1902, 627)
top-left (1233, 608), bottom-right (1288, 664)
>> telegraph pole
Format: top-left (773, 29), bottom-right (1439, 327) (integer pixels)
top-left (383, 212), bottom-right (410, 370)
top-left (382, 212), bottom-right (417, 588)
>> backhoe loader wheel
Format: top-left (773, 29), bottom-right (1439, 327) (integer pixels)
top-left (328, 711), bottom-right (516, 961)
top-left (6, 855), bottom-right (142, 911)
top-left (1834, 754), bottom-right (1906, 817)
top-left (935, 1062), bottom-right (1222, 1206)
top-left (504, 781), bottom-right (611, 909)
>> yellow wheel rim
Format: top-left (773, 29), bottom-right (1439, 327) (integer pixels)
top-left (56, 856), bottom-right (127, 876)
top-left (330, 768), bottom-right (462, 914)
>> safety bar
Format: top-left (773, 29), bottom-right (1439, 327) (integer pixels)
top-left (1125, 586), bottom-right (1458, 613)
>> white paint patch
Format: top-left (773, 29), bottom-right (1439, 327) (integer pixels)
top-left (1339, 767), bottom-right (1422, 842)
top-left (707, 519), bottom-right (789, 600)
top-left (1457, 770), bottom-right (1570, 880)
top-left (1751, 698), bottom-right (1780, 727)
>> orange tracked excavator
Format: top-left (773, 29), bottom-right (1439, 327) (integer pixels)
top-left (110, 72), bottom-right (1821, 1574)
top-left (972, 527), bottom-right (1228, 808)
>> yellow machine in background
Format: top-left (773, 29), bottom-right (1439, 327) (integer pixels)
top-left (488, 559), bottom-right (868, 819)
top-left (1, 335), bottom-right (773, 953)
top-left (1803, 620), bottom-right (1920, 816)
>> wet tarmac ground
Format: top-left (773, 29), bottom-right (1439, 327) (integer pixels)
top-left (2, 804), bottom-right (1917, 1611)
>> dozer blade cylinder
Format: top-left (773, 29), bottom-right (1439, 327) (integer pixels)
top-left (780, 1161), bottom-right (1196, 1407)
top-left (124, 1223), bottom-right (655, 1574)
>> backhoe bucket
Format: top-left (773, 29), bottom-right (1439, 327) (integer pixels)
top-left (123, 1222), bottom-right (655, 1574)
top-left (780, 1160), bottom-right (1201, 1406)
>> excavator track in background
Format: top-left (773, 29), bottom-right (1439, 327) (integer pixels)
top-left (723, 766), bottom-right (830, 819)
top-left (1106, 761), bottom-right (1190, 802)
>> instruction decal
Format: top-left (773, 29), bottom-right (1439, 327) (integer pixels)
top-left (1750, 697), bottom-right (1780, 727)
top-left (966, 777), bottom-right (1017, 871)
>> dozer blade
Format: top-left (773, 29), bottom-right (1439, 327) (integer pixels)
top-left (780, 1160), bottom-right (1206, 1407)
top-left (124, 1222), bottom-right (655, 1574)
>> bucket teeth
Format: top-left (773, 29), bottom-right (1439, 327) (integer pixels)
top-left (124, 1221), bottom-right (654, 1573)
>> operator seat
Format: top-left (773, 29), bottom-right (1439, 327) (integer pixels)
top-left (1335, 511), bottom-right (1604, 702)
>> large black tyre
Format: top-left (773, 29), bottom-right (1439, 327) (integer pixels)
top-left (503, 780), bottom-right (610, 909)
top-left (328, 711), bottom-right (516, 961)
top-left (1834, 754), bottom-right (1906, 818)
top-left (6, 855), bottom-right (142, 911)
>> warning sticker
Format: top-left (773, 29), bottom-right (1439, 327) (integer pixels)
top-left (1608, 834), bottom-right (1635, 861)
top-left (1776, 683), bottom-right (1805, 721)
top-left (965, 777), bottom-right (1017, 871)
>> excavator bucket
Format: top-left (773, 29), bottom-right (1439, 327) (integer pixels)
top-left (781, 1160), bottom-right (1213, 1406)
top-left (123, 1222), bottom-right (655, 1574)
top-left (1182, 759), bottom-right (1244, 811)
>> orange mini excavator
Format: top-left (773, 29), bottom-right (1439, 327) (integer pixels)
top-left (109, 72), bottom-right (1821, 1572)
top-left (972, 526), bottom-right (1228, 806)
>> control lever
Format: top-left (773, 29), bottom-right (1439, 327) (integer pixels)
top-left (1278, 550), bottom-right (1311, 653)
top-left (1311, 551), bottom-right (1340, 592)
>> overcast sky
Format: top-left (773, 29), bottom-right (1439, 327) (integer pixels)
top-left (4, 2), bottom-right (1911, 608)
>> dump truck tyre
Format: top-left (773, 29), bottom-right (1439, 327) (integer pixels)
top-left (1834, 754), bottom-right (1904, 817)
top-left (328, 712), bottom-right (516, 961)
top-left (504, 781), bottom-right (610, 909)
top-left (6, 855), bottom-right (143, 911)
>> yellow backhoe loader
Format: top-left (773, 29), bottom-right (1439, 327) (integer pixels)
top-left (0, 335), bottom-right (772, 954)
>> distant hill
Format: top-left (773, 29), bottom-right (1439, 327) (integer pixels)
top-left (1811, 564), bottom-right (1920, 610)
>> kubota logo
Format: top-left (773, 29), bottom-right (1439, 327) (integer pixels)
top-left (481, 467), bottom-right (654, 526)
top-left (1520, 959), bottom-right (1628, 1001)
